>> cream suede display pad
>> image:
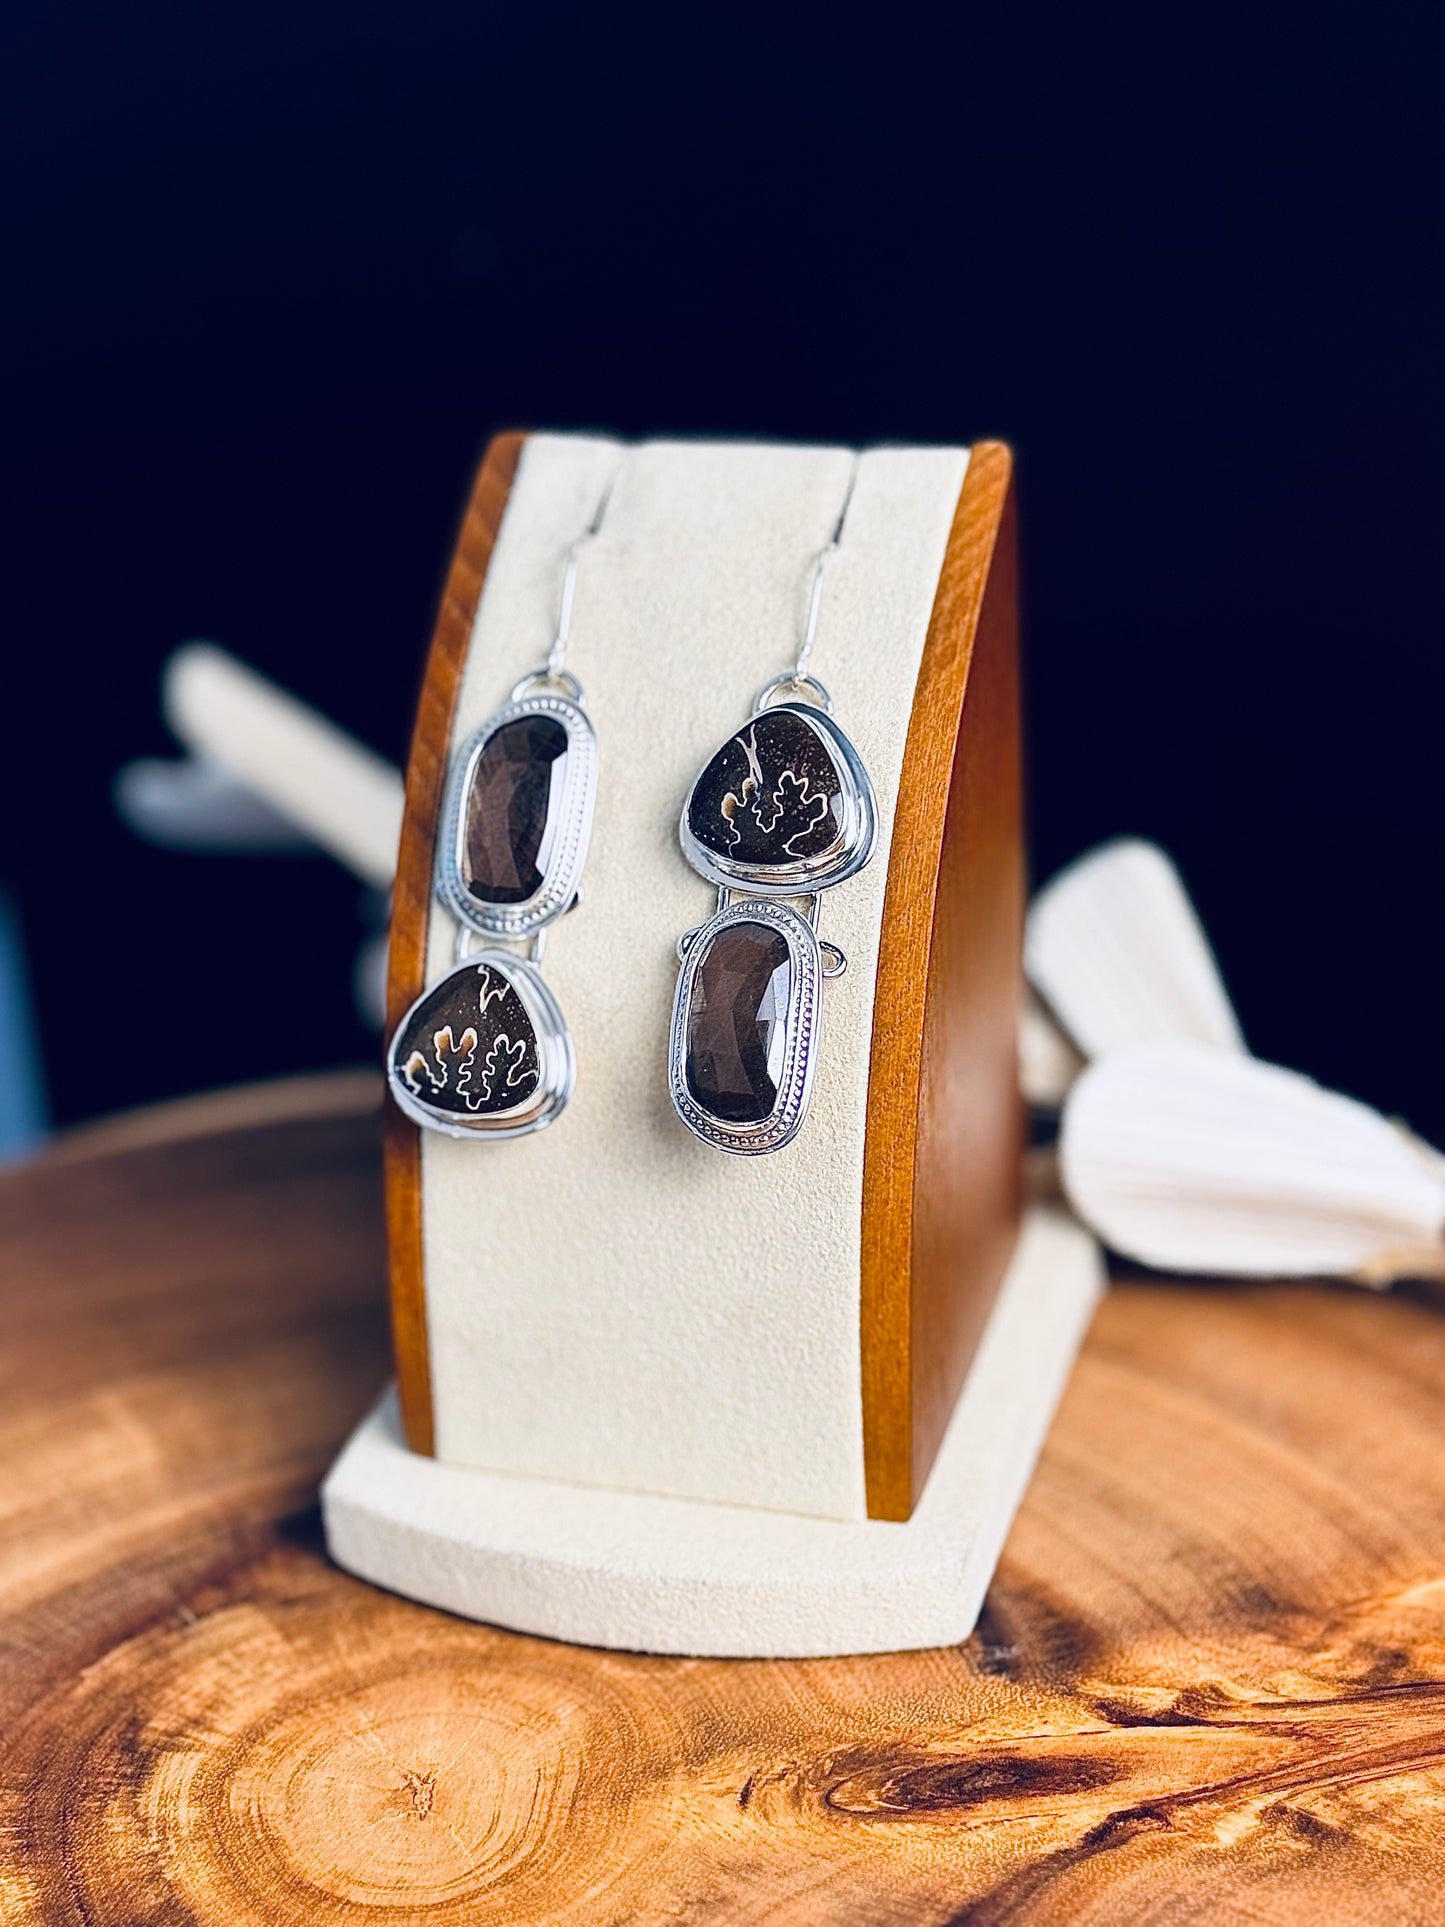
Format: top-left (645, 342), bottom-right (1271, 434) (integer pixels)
top-left (421, 435), bottom-right (970, 1522)
top-left (326, 1209), bottom-right (1103, 1656)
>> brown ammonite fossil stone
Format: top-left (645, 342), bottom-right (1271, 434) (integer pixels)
top-left (391, 960), bottom-right (539, 1118)
top-left (687, 709), bottom-right (844, 868)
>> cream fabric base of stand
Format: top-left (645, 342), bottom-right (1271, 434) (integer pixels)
top-left (323, 1208), bottom-right (1102, 1658)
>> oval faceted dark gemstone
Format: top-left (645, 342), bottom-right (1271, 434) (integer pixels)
top-left (393, 959), bottom-right (539, 1117)
top-left (687, 709), bottom-right (843, 867)
top-left (462, 715), bottom-right (569, 905)
top-left (685, 923), bottom-right (793, 1124)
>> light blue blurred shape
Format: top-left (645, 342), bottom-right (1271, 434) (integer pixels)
top-left (0, 888), bottom-right (47, 1160)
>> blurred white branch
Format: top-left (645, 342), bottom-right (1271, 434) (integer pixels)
top-left (163, 643), bottom-right (404, 888)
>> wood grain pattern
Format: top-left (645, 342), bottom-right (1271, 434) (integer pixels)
top-left (6, 1083), bottom-right (1445, 1923)
top-left (384, 431), bottom-right (524, 1455)
top-left (862, 443), bottom-right (1023, 1519)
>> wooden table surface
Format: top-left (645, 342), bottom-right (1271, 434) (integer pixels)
top-left (4, 1075), bottom-right (1445, 1925)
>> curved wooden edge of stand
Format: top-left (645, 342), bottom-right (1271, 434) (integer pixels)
top-left (385, 431), bottom-right (525, 1456)
top-left (862, 443), bottom-right (1024, 1520)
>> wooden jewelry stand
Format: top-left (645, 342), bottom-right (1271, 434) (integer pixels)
top-left (323, 432), bottom-right (1101, 1656)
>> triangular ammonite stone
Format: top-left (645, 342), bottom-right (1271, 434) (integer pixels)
top-left (390, 959), bottom-right (540, 1118)
top-left (686, 708), bottom-right (845, 867)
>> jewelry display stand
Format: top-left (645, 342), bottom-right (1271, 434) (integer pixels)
top-left (322, 432), bottom-right (1103, 1656)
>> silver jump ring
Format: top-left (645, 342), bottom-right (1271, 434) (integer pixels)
top-left (511, 667), bottom-right (585, 705)
top-left (753, 671), bottom-right (833, 716)
top-left (454, 923), bottom-right (547, 964)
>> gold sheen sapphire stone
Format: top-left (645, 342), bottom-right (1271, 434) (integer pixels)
top-left (683, 921), bottom-right (794, 1125)
top-left (461, 714), bottom-right (570, 906)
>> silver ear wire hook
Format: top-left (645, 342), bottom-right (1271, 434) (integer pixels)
top-left (793, 454), bottom-right (860, 684)
top-left (546, 468), bottom-right (619, 682)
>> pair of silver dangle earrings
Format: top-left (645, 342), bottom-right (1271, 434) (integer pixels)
top-left (386, 458), bottom-right (878, 1156)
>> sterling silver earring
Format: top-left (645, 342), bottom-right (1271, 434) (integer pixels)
top-left (387, 471), bottom-right (618, 1138)
top-left (669, 457), bottom-right (877, 1154)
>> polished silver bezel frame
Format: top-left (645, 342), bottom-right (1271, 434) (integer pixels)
top-left (678, 700), bottom-right (877, 897)
top-left (668, 898), bottom-right (821, 1156)
top-left (387, 950), bottom-right (575, 1140)
top-left (437, 692), bottom-right (597, 939)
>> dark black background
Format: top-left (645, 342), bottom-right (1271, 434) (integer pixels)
top-left (3, 4), bottom-right (1442, 1136)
